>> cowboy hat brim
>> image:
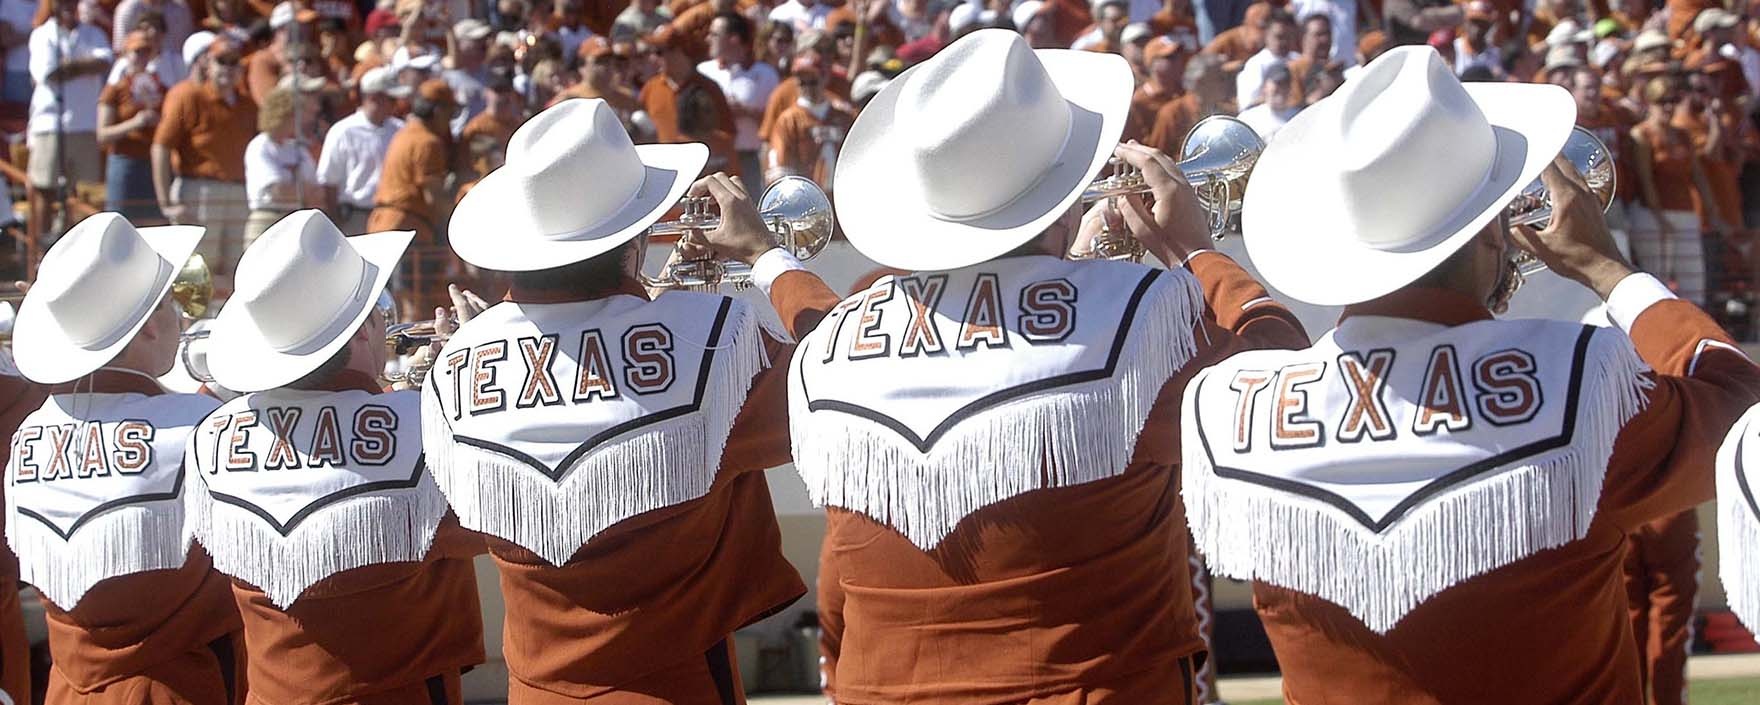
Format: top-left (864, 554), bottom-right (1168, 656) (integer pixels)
top-left (206, 229), bottom-right (414, 392)
top-left (12, 225), bottom-right (206, 385)
top-left (1242, 81), bottom-right (1577, 307)
top-left (449, 143), bottom-right (709, 272)
top-left (834, 48), bottom-right (1134, 272)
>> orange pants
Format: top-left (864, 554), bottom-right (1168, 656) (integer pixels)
top-left (0, 584), bottom-right (28, 704)
top-left (243, 671), bottom-right (461, 705)
top-left (45, 632), bottom-right (244, 705)
top-left (1623, 509), bottom-right (1701, 705)
top-left (506, 638), bottom-right (745, 704)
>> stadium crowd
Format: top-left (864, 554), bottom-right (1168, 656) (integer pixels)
top-left (6, 0), bottom-right (1760, 328)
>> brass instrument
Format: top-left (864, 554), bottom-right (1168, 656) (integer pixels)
top-left (643, 176), bottom-right (836, 290)
top-left (1505, 127), bottom-right (1618, 279)
top-left (2, 255), bottom-right (212, 346)
top-left (1075, 115), bottom-right (1265, 261)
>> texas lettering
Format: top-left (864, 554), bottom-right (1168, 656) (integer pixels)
top-left (816, 274), bottom-right (1079, 363)
top-left (10, 421), bottom-right (156, 481)
top-left (438, 326), bottom-right (679, 419)
top-left (206, 405), bottom-right (399, 471)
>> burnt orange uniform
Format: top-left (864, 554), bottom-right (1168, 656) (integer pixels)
top-left (639, 72), bottom-right (740, 177)
top-left (1254, 288), bottom-right (1760, 704)
top-left (1623, 509), bottom-right (1702, 705)
top-left (490, 280), bottom-right (808, 703)
top-left (41, 371), bottom-right (244, 705)
top-left (772, 254), bottom-right (1308, 703)
top-left (0, 371), bottom-right (46, 703)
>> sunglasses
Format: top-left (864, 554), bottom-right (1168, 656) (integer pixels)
top-left (212, 55), bottom-right (242, 67)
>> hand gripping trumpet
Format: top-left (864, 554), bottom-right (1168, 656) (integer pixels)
top-left (642, 175), bottom-right (836, 290)
top-left (1505, 126), bottom-right (1618, 279)
top-left (1075, 115), bottom-right (1264, 261)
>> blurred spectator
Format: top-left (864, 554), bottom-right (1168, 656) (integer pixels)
top-left (29, 0), bottom-right (111, 211)
top-left (1383, 0), bottom-right (1463, 48)
top-left (1147, 50), bottom-right (1230, 154)
top-left (1542, 44), bottom-right (1584, 86)
top-left (459, 66), bottom-right (519, 176)
top-left (1236, 60), bottom-right (1294, 138)
top-left (367, 77), bottom-right (456, 245)
top-left (1194, 0), bottom-right (1253, 45)
top-left (698, 10), bottom-right (775, 194)
top-left (247, 1), bottom-right (316, 101)
top-left (613, 0), bottom-right (670, 38)
top-left (1630, 74), bottom-right (1715, 305)
top-left (1071, 0), bottom-right (1127, 51)
top-left (96, 29), bottom-right (162, 221)
top-left (446, 17), bottom-right (492, 133)
top-left (109, 0), bottom-right (187, 53)
top-left (640, 25), bottom-right (736, 173)
top-left (669, 0), bottom-right (737, 58)
top-left (760, 27), bottom-right (840, 154)
top-left (757, 17), bottom-right (792, 69)
top-left (1288, 0), bottom-right (1353, 66)
top-left (767, 54), bottom-right (847, 188)
top-left (317, 64), bottom-right (407, 234)
top-left (1235, 10), bottom-right (1293, 108)
top-left (1201, 1), bottom-right (1266, 73)
top-left (242, 84), bottom-right (322, 245)
top-left (1127, 35), bottom-right (1184, 141)
top-left (106, 9), bottom-right (186, 85)
top-left (769, 0), bottom-right (828, 36)
top-left (454, 130), bottom-right (502, 201)
top-left (552, 0), bottom-right (595, 59)
top-left (152, 37), bottom-right (255, 280)
top-left (1287, 11), bottom-right (1339, 106)
top-left (1453, 1), bottom-right (1502, 78)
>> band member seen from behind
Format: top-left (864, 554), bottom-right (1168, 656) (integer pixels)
top-left (425, 97), bottom-right (807, 703)
top-left (698, 29), bottom-right (1307, 703)
top-left (0, 330), bottom-right (41, 704)
top-left (1180, 46), bottom-right (1760, 703)
top-left (5, 213), bottom-right (246, 704)
top-left (183, 210), bottom-right (486, 705)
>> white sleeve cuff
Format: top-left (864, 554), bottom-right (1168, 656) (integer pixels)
top-left (1181, 249), bottom-right (1220, 267)
top-left (1605, 273), bottom-right (1678, 333)
top-left (749, 248), bottom-right (807, 298)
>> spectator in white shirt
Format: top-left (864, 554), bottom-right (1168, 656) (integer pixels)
top-left (770, 0), bottom-right (832, 36)
top-left (28, 0), bottom-right (113, 200)
top-left (613, 0), bottom-right (672, 40)
top-left (318, 66), bottom-right (408, 235)
top-left (105, 10), bottom-right (186, 86)
top-left (0, 0), bottom-right (36, 106)
top-left (1235, 9), bottom-right (1298, 109)
top-left (242, 85), bottom-right (322, 246)
top-left (552, 0), bottom-right (597, 62)
top-left (1238, 62), bottom-right (1299, 139)
top-left (699, 11), bottom-right (780, 196)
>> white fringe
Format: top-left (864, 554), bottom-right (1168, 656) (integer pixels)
top-left (1182, 328), bottom-right (1653, 634)
top-left (182, 472), bottom-right (450, 609)
top-left (792, 270), bottom-right (1205, 550)
top-left (1722, 491), bottom-right (1760, 634)
top-left (6, 502), bottom-right (189, 610)
top-left (423, 300), bottom-right (767, 566)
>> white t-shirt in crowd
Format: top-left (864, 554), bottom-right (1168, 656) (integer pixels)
top-left (1235, 48), bottom-right (1296, 109)
top-left (28, 20), bottom-right (113, 135)
top-left (1288, 0), bottom-right (1357, 67)
top-left (697, 58), bottom-right (780, 152)
top-left (769, 0), bottom-right (833, 34)
top-left (243, 132), bottom-right (317, 210)
top-left (1239, 103), bottom-right (1300, 140)
top-left (0, 0), bottom-right (36, 76)
top-left (317, 110), bottom-right (404, 209)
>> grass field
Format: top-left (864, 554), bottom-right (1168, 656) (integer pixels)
top-left (1230, 675), bottom-right (1760, 705)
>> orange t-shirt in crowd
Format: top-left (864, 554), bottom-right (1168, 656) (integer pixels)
top-left (488, 280), bottom-right (807, 702)
top-left (758, 75), bottom-right (850, 142)
top-left (1674, 106), bottom-right (1748, 230)
top-left (1256, 288), bottom-right (1760, 705)
top-left (1666, 0), bottom-right (1714, 43)
top-left (1126, 82), bottom-right (1181, 143)
top-left (456, 110), bottom-right (518, 173)
top-left (1633, 120), bottom-right (1702, 213)
top-left (39, 371), bottom-right (246, 705)
top-left (0, 373), bottom-right (46, 703)
top-left (154, 81), bottom-right (257, 183)
top-left (640, 72), bottom-right (740, 175)
top-left (369, 118), bottom-right (451, 242)
top-left (1203, 26), bottom-right (1261, 66)
top-left (1577, 101), bottom-right (1639, 204)
top-left (769, 100), bottom-right (853, 187)
top-left (1146, 94), bottom-right (1235, 157)
top-left (1044, 0), bottom-right (1094, 47)
top-left (768, 255), bottom-right (1309, 703)
top-left (100, 72), bottom-right (163, 161)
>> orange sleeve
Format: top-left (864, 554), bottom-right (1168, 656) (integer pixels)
top-left (152, 86), bottom-right (189, 147)
top-left (32, 0), bottom-right (47, 26)
top-left (1601, 299), bottom-right (1760, 528)
top-left (769, 269), bottom-right (843, 339)
top-left (718, 333), bottom-right (797, 475)
top-left (770, 111), bottom-right (802, 175)
top-left (759, 79), bottom-right (797, 142)
top-left (1185, 250), bottom-right (1309, 348)
top-left (415, 134), bottom-right (448, 177)
top-left (816, 530), bottom-right (845, 699)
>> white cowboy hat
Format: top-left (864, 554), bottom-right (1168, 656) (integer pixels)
top-left (206, 210), bottom-right (412, 392)
top-left (12, 213), bottom-right (204, 384)
top-left (450, 98), bottom-right (708, 271)
top-left (1242, 46), bottom-right (1575, 306)
top-left (834, 28), bottom-right (1132, 271)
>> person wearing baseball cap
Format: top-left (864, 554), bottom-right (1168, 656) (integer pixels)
top-left (152, 36), bottom-right (256, 289)
top-left (1183, 45), bottom-right (1760, 703)
top-left (366, 78), bottom-right (458, 312)
top-left (7, 213), bottom-right (247, 705)
top-left (318, 65), bottom-right (408, 235)
top-left (764, 55), bottom-right (850, 187)
top-left (1127, 35), bottom-right (1187, 141)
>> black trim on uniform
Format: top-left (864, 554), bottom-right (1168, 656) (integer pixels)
top-left (1192, 325), bottom-right (1598, 532)
top-left (705, 637), bottom-right (739, 705)
top-left (208, 635), bottom-right (238, 704)
top-left (1737, 435), bottom-right (1760, 522)
top-left (16, 467), bottom-right (187, 539)
top-left (425, 674), bottom-right (448, 705)
top-left (203, 454), bottom-right (427, 536)
top-left (799, 269), bottom-right (1164, 453)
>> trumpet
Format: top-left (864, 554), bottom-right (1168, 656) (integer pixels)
top-left (642, 176), bottom-right (836, 290)
top-left (1505, 127), bottom-right (1618, 278)
top-left (1075, 115), bottom-right (1265, 262)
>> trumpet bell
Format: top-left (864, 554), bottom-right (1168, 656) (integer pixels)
top-left (645, 176), bottom-right (837, 290)
top-left (172, 255), bottom-right (214, 319)
top-left (1507, 127), bottom-right (1617, 277)
top-left (1180, 115), bottom-right (1264, 239)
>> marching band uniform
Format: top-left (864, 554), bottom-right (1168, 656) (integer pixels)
top-left (5, 213), bottom-right (245, 705)
top-left (1716, 404), bottom-right (1760, 637)
top-left (761, 30), bottom-right (1306, 703)
top-left (1181, 47), bottom-right (1760, 704)
top-left (0, 359), bottom-right (43, 704)
top-left (183, 211), bottom-right (485, 705)
top-left (428, 99), bottom-right (804, 703)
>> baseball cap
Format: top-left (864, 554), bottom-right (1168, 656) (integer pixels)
top-left (454, 18), bottom-right (492, 41)
top-left (1120, 22), bottom-right (1153, 46)
top-left (269, 2), bottom-right (318, 31)
top-left (359, 65), bottom-right (412, 98)
top-left (1143, 36), bottom-right (1185, 65)
top-left (1693, 8), bottom-right (1740, 35)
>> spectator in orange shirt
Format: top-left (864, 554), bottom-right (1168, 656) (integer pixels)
top-left (246, 2), bottom-right (317, 101)
top-left (1201, 0), bottom-right (1267, 73)
top-left (459, 68), bottom-right (520, 179)
top-left (368, 77), bottom-right (455, 246)
top-left (639, 25), bottom-right (737, 173)
top-left (1126, 35), bottom-right (1186, 142)
top-left (98, 30), bottom-right (167, 223)
top-left (766, 55), bottom-right (849, 189)
top-left (1147, 51), bottom-right (1232, 154)
top-left (152, 36), bottom-right (255, 282)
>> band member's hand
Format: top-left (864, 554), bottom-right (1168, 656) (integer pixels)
top-left (447, 284), bottom-right (489, 324)
top-left (1110, 141), bottom-right (1212, 264)
top-left (1071, 198), bottom-right (1125, 259)
top-left (692, 172), bottom-right (773, 265)
top-left (1508, 156), bottom-right (1634, 301)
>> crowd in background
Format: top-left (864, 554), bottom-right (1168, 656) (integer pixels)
top-left (6, 0), bottom-right (1760, 331)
